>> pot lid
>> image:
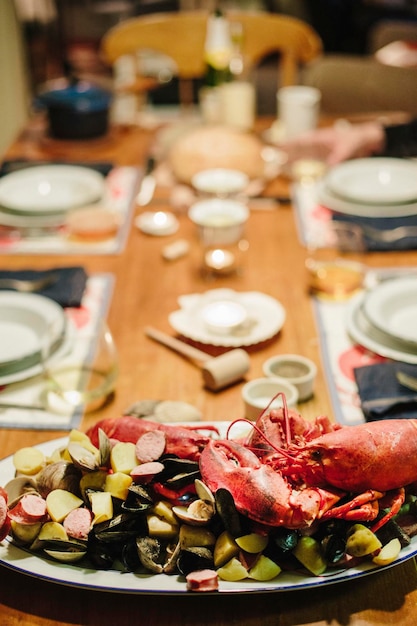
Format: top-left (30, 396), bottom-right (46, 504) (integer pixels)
top-left (38, 79), bottom-right (112, 112)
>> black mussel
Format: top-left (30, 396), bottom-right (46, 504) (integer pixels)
top-left (122, 484), bottom-right (154, 513)
top-left (321, 533), bottom-right (346, 565)
top-left (87, 533), bottom-right (119, 570)
top-left (98, 428), bottom-right (112, 468)
top-left (120, 539), bottom-right (142, 572)
top-left (271, 528), bottom-right (299, 553)
top-left (136, 536), bottom-right (163, 573)
top-left (215, 488), bottom-right (247, 537)
top-left (176, 547), bottom-right (214, 577)
top-left (375, 518), bottom-right (411, 549)
top-left (158, 457), bottom-right (200, 488)
top-left (93, 512), bottom-right (148, 543)
top-left (314, 519), bottom-right (350, 541)
top-left (42, 539), bottom-right (88, 563)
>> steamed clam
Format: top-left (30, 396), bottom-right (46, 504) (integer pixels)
top-left (36, 461), bottom-right (82, 498)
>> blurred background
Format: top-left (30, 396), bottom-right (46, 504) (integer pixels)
top-left (2, 0), bottom-right (417, 154)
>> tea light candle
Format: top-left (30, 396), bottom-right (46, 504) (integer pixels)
top-left (135, 211), bottom-right (179, 236)
top-left (204, 248), bottom-right (236, 273)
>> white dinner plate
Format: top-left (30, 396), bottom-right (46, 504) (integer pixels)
top-left (0, 165), bottom-right (104, 215)
top-left (316, 180), bottom-right (417, 218)
top-left (325, 158), bottom-right (417, 205)
top-left (362, 277), bottom-right (417, 347)
top-left (346, 292), bottom-right (417, 364)
top-left (0, 292), bottom-right (67, 385)
top-left (169, 289), bottom-right (286, 347)
top-left (0, 426), bottom-right (416, 594)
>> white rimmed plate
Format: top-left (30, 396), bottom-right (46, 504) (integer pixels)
top-left (0, 165), bottom-right (104, 215)
top-left (0, 291), bottom-right (67, 385)
top-left (363, 277), bottom-right (417, 347)
top-left (0, 423), bottom-right (416, 594)
top-left (325, 158), bottom-right (417, 205)
top-left (346, 292), bottom-right (417, 364)
top-left (316, 180), bottom-right (417, 218)
top-left (169, 289), bottom-right (286, 347)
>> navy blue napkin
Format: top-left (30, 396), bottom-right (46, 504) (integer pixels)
top-left (0, 266), bottom-right (87, 307)
top-left (354, 362), bottom-right (417, 421)
top-left (332, 212), bottom-right (417, 251)
top-left (0, 159), bottom-right (113, 178)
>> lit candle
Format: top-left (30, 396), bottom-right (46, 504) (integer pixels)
top-left (135, 211), bottom-right (179, 236)
top-left (204, 248), bottom-right (236, 273)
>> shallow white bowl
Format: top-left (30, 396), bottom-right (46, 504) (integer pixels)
top-left (191, 168), bottom-right (249, 196)
top-left (262, 354), bottom-right (317, 402)
top-left (242, 377), bottom-right (298, 421)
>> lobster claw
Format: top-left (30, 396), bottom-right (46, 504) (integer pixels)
top-left (199, 439), bottom-right (323, 529)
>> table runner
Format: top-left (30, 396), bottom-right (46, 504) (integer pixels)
top-left (0, 272), bottom-right (114, 431)
top-left (313, 267), bottom-right (416, 427)
top-left (0, 166), bottom-right (140, 255)
top-left (293, 181), bottom-right (417, 251)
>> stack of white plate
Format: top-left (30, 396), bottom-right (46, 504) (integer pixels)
top-left (346, 276), bottom-right (417, 364)
top-left (317, 158), bottom-right (417, 218)
top-left (0, 291), bottom-right (73, 386)
top-left (0, 165), bottom-right (104, 229)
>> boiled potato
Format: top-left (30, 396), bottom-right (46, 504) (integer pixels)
top-left (293, 536), bottom-right (327, 576)
top-left (90, 491), bottom-right (113, 525)
top-left (153, 500), bottom-right (177, 526)
top-left (10, 520), bottom-right (42, 545)
top-left (68, 429), bottom-right (100, 457)
top-left (110, 442), bottom-right (137, 474)
top-left (217, 557), bottom-right (248, 582)
top-left (235, 533), bottom-right (268, 554)
top-left (147, 514), bottom-right (178, 540)
top-left (13, 447), bottom-right (45, 475)
top-left (372, 538), bottom-right (401, 566)
top-left (179, 524), bottom-right (216, 549)
top-left (46, 489), bottom-right (83, 523)
top-left (249, 555), bottom-right (281, 581)
top-left (104, 472), bottom-right (133, 501)
top-left (31, 521), bottom-right (68, 550)
top-left (346, 524), bottom-right (382, 557)
top-left (214, 530), bottom-right (240, 568)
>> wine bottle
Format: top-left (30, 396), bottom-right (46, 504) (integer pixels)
top-left (204, 8), bottom-right (233, 88)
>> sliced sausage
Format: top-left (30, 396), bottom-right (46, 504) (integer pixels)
top-left (135, 430), bottom-right (166, 463)
top-left (130, 461), bottom-right (165, 484)
top-left (186, 569), bottom-right (219, 592)
top-left (63, 507), bottom-right (92, 540)
top-left (9, 494), bottom-right (47, 523)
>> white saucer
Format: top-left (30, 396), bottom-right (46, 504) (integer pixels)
top-left (169, 288), bottom-right (286, 347)
top-left (0, 291), bottom-right (67, 385)
top-left (317, 180), bottom-right (417, 218)
top-left (346, 292), bottom-right (417, 364)
top-left (326, 158), bottom-right (417, 205)
top-left (0, 165), bottom-right (104, 215)
top-left (362, 276), bottom-right (417, 347)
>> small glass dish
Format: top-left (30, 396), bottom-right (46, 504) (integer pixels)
top-left (200, 300), bottom-right (248, 336)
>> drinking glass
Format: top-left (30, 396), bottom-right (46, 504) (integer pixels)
top-left (41, 319), bottom-right (119, 414)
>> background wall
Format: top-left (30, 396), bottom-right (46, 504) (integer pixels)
top-left (0, 1), bottom-right (30, 156)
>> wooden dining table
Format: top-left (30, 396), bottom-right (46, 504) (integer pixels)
top-left (0, 110), bottom-right (417, 626)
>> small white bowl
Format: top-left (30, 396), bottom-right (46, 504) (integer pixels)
top-left (242, 377), bottom-right (298, 421)
top-left (263, 354), bottom-right (317, 402)
top-left (201, 300), bottom-right (248, 336)
top-left (135, 211), bottom-right (179, 236)
top-left (191, 168), bottom-right (249, 196)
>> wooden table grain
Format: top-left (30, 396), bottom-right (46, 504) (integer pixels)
top-left (1, 113), bottom-right (417, 626)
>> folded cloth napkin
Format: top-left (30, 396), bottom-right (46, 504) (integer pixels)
top-left (0, 266), bottom-right (87, 307)
top-left (332, 212), bottom-right (417, 252)
top-left (354, 361), bottom-right (417, 421)
top-left (0, 159), bottom-right (113, 178)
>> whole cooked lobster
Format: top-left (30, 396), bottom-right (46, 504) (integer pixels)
top-left (87, 402), bottom-right (416, 531)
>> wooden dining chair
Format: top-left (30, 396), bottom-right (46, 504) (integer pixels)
top-left (100, 10), bottom-right (323, 106)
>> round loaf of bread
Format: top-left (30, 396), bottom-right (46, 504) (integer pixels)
top-left (168, 124), bottom-right (265, 184)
